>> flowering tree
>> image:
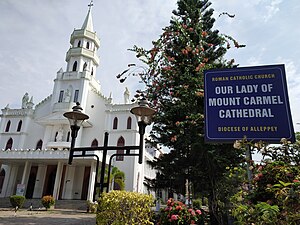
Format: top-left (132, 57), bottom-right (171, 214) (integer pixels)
top-left (119, 0), bottom-right (245, 224)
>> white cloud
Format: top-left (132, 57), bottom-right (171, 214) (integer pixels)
top-left (263, 0), bottom-right (283, 22)
top-left (0, 0), bottom-right (300, 132)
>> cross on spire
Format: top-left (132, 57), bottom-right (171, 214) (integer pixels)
top-left (88, 0), bottom-right (94, 11)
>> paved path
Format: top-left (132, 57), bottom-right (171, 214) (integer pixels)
top-left (0, 208), bottom-right (96, 225)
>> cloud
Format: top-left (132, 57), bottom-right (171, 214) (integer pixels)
top-left (263, 0), bottom-right (283, 22)
top-left (0, 0), bottom-right (300, 132)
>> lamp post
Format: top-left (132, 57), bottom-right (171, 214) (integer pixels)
top-left (63, 99), bottom-right (155, 200)
top-left (130, 98), bottom-right (156, 164)
top-left (63, 102), bottom-right (89, 164)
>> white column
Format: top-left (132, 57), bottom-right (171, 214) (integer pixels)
top-left (33, 164), bottom-right (47, 198)
top-left (87, 161), bottom-right (96, 201)
top-left (21, 161), bottom-right (31, 184)
top-left (5, 165), bottom-right (19, 196)
top-left (53, 161), bottom-right (63, 200)
top-left (63, 165), bottom-right (75, 199)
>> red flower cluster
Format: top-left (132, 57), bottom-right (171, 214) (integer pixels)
top-left (157, 198), bottom-right (204, 225)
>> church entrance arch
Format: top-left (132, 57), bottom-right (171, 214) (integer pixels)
top-left (25, 166), bottom-right (38, 199)
top-left (43, 165), bottom-right (57, 196)
top-left (81, 166), bottom-right (91, 200)
top-left (0, 169), bottom-right (5, 194)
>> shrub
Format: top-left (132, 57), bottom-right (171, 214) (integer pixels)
top-left (231, 201), bottom-right (280, 225)
top-left (96, 190), bottom-right (154, 224)
top-left (231, 161), bottom-right (300, 224)
top-left (192, 199), bottom-right (202, 209)
top-left (157, 198), bottom-right (205, 225)
top-left (9, 195), bottom-right (26, 208)
top-left (86, 200), bottom-right (98, 213)
top-left (41, 195), bottom-right (55, 210)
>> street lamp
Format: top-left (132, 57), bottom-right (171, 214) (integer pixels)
top-left (63, 102), bottom-right (89, 164)
top-left (63, 99), bottom-right (155, 199)
top-left (130, 98), bottom-right (156, 164)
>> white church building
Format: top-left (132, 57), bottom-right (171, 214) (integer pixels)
top-left (0, 7), bottom-right (161, 201)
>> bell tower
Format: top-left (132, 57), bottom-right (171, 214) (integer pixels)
top-left (65, 2), bottom-right (100, 76)
top-left (51, 1), bottom-right (101, 110)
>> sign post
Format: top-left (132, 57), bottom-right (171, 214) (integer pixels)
top-left (204, 64), bottom-right (295, 143)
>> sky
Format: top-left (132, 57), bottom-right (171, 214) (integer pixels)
top-left (0, 0), bottom-right (300, 132)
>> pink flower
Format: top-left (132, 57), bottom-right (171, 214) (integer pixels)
top-left (162, 66), bottom-right (171, 71)
top-left (170, 136), bottom-right (177, 142)
top-left (188, 208), bottom-right (196, 216)
top-left (257, 165), bottom-right (263, 171)
top-left (202, 31), bottom-right (208, 37)
top-left (181, 49), bottom-right (189, 55)
top-left (171, 214), bottom-right (179, 221)
top-left (195, 63), bottom-right (205, 72)
top-left (176, 205), bottom-right (182, 211)
top-left (167, 56), bottom-right (175, 62)
top-left (196, 209), bottom-right (202, 215)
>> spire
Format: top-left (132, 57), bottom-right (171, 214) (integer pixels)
top-left (81, 0), bottom-right (94, 32)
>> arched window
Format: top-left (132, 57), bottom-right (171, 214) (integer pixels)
top-left (67, 131), bottom-right (70, 142)
top-left (5, 120), bottom-right (11, 132)
top-left (17, 120), bottom-right (22, 132)
top-left (72, 61), bottom-right (77, 71)
top-left (5, 138), bottom-right (13, 150)
top-left (83, 62), bottom-right (87, 71)
top-left (91, 139), bottom-right (98, 147)
top-left (77, 40), bottom-right (81, 47)
top-left (58, 90), bottom-right (64, 102)
top-left (36, 139), bottom-right (43, 149)
top-left (54, 132), bottom-right (58, 142)
top-left (73, 90), bottom-right (79, 102)
top-left (127, 117), bottom-right (132, 129)
top-left (86, 42), bottom-right (90, 49)
top-left (113, 117), bottom-right (118, 130)
top-left (116, 137), bottom-right (125, 161)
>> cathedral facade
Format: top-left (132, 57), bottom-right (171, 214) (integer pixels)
top-left (0, 7), bottom-right (160, 201)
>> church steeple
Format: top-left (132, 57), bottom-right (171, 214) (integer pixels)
top-left (52, 2), bottom-right (101, 109)
top-left (65, 1), bottom-right (100, 73)
top-left (81, 1), bottom-right (94, 32)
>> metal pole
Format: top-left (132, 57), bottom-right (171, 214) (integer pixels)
top-left (246, 145), bottom-right (253, 190)
top-left (99, 132), bottom-right (109, 194)
top-left (68, 125), bottom-right (79, 165)
top-left (93, 156), bottom-right (100, 202)
top-left (138, 122), bottom-right (146, 164)
top-left (107, 154), bottom-right (115, 193)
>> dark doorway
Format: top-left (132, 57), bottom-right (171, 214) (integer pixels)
top-left (58, 165), bottom-right (66, 200)
top-left (0, 169), bottom-right (5, 194)
top-left (25, 166), bottom-right (38, 199)
top-left (43, 165), bottom-right (57, 196)
top-left (81, 166), bottom-right (91, 200)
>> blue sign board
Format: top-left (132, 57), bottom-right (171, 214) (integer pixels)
top-left (204, 64), bottom-right (295, 143)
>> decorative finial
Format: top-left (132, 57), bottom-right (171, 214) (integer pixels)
top-left (88, 0), bottom-right (94, 11)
